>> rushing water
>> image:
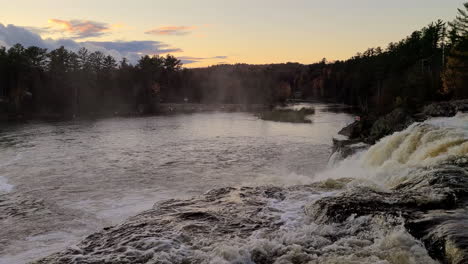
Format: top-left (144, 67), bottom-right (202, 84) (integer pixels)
top-left (33, 113), bottom-right (468, 264)
top-left (0, 104), bottom-right (354, 264)
top-left (320, 112), bottom-right (468, 188)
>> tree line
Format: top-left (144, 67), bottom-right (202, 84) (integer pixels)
top-left (1, 2), bottom-right (467, 119)
top-left (187, 2), bottom-right (468, 114)
top-left (0, 46), bottom-right (183, 118)
top-left (314, 6), bottom-right (468, 114)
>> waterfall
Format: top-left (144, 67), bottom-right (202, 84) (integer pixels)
top-left (317, 112), bottom-right (468, 188)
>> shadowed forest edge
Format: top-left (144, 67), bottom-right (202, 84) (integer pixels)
top-left (1, 3), bottom-right (467, 120)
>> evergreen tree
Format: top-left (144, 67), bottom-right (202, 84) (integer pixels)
top-left (443, 2), bottom-right (468, 98)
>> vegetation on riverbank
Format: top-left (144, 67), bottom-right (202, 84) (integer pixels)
top-left (0, 3), bottom-right (467, 120)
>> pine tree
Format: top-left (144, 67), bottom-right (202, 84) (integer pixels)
top-left (442, 2), bottom-right (468, 98)
top-left (449, 2), bottom-right (468, 37)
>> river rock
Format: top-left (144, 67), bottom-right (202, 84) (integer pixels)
top-left (422, 100), bottom-right (468, 117)
top-left (33, 182), bottom-right (438, 264)
top-left (307, 161), bottom-right (468, 264)
top-left (33, 186), bottom-right (290, 264)
top-left (368, 108), bottom-right (415, 143)
top-left (331, 138), bottom-right (369, 161)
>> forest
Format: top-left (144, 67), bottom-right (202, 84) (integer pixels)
top-left (0, 3), bottom-right (467, 119)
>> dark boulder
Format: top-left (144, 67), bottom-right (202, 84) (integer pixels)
top-left (368, 107), bottom-right (415, 143)
top-left (406, 208), bottom-right (468, 264)
top-left (331, 138), bottom-right (369, 160)
top-left (422, 100), bottom-right (468, 117)
top-left (338, 121), bottom-right (362, 138)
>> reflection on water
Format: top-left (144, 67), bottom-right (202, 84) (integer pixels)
top-left (0, 104), bottom-right (353, 263)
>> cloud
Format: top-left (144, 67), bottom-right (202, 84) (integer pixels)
top-left (145, 26), bottom-right (195, 36)
top-left (178, 56), bottom-right (205, 64)
top-left (0, 23), bottom-right (182, 63)
top-left (178, 55), bottom-right (229, 64)
top-left (47, 19), bottom-right (111, 39)
top-left (85, 41), bottom-right (182, 54)
top-left (0, 23), bottom-right (46, 48)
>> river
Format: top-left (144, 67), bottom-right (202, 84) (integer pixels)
top-left (0, 103), bottom-right (354, 263)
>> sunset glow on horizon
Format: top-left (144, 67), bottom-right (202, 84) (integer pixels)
top-left (1, 0), bottom-right (464, 67)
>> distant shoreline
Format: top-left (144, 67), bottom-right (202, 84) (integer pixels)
top-left (0, 103), bottom-right (271, 123)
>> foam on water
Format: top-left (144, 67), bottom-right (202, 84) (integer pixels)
top-left (38, 185), bottom-right (436, 264)
top-left (0, 176), bottom-right (13, 194)
top-left (0, 153), bottom-right (23, 194)
top-left (250, 172), bottom-right (314, 186)
top-left (277, 103), bottom-right (316, 111)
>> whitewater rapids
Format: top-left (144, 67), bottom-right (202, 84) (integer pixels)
top-left (33, 113), bottom-right (468, 263)
top-left (321, 112), bottom-right (468, 188)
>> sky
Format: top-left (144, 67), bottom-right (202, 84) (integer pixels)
top-left (0, 0), bottom-right (465, 67)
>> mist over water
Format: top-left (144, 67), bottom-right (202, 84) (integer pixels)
top-left (0, 104), bottom-right (353, 264)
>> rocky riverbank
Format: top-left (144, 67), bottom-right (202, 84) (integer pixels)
top-left (311, 158), bottom-right (468, 264)
top-left (328, 100), bottom-right (468, 263)
top-left (333, 100), bottom-right (468, 158)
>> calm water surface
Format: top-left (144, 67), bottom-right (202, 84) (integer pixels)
top-left (0, 103), bottom-right (353, 263)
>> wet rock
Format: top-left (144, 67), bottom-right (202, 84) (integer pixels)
top-left (423, 100), bottom-right (468, 118)
top-left (33, 162), bottom-right (468, 263)
top-left (337, 100), bottom-right (467, 147)
top-left (331, 100), bottom-right (467, 165)
top-left (307, 163), bottom-right (468, 263)
top-left (338, 115), bottom-right (376, 140)
top-left (306, 186), bottom-right (456, 224)
top-left (402, 163), bottom-right (468, 264)
top-left (34, 186), bottom-right (288, 264)
top-left (406, 208), bottom-right (468, 264)
top-left (338, 121), bottom-right (362, 138)
top-left (368, 108), bottom-right (415, 143)
top-left (331, 108), bottom-right (413, 163)
top-left (33, 181), bottom-right (441, 264)
top-left (331, 138), bottom-right (369, 160)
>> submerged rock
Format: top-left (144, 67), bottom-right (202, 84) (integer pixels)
top-left (406, 208), bottom-right (468, 264)
top-left (34, 186), bottom-right (290, 263)
top-left (34, 183), bottom-right (438, 264)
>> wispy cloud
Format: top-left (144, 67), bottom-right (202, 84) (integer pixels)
top-left (0, 23), bottom-right (182, 63)
top-left (86, 41), bottom-right (183, 55)
top-left (47, 19), bottom-right (112, 39)
top-left (178, 55), bottom-right (229, 64)
top-left (145, 26), bottom-right (196, 36)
